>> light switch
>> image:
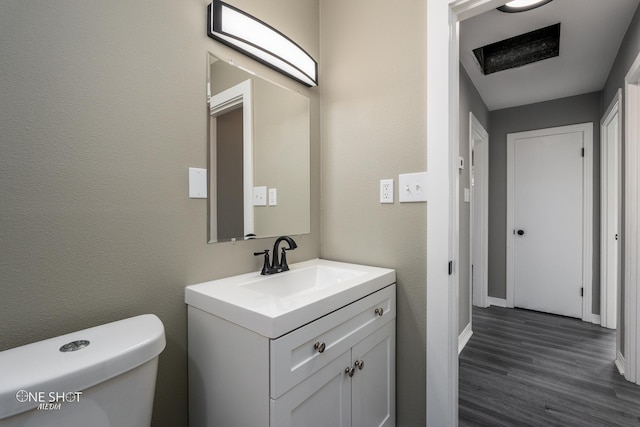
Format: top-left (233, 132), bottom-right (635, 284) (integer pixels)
top-left (188, 168), bottom-right (207, 199)
top-left (464, 188), bottom-right (470, 203)
top-left (268, 188), bottom-right (277, 206)
top-left (253, 186), bottom-right (267, 206)
top-left (399, 172), bottom-right (428, 203)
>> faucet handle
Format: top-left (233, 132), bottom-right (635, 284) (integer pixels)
top-left (279, 248), bottom-right (291, 271)
top-left (254, 250), bottom-right (271, 275)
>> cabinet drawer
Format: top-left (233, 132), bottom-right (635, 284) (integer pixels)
top-left (270, 284), bottom-right (395, 399)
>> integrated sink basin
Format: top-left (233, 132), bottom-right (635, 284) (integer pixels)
top-left (240, 264), bottom-right (366, 298)
top-left (185, 258), bottom-right (395, 338)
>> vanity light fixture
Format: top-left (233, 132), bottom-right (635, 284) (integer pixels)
top-left (497, 0), bottom-right (553, 13)
top-left (207, 1), bottom-right (318, 87)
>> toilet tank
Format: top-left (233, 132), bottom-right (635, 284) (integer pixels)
top-left (0, 314), bottom-right (165, 427)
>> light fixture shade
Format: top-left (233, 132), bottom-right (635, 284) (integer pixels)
top-left (207, 1), bottom-right (318, 87)
top-left (497, 0), bottom-right (553, 13)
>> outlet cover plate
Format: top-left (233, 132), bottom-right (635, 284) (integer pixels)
top-left (189, 167), bottom-right (207, 199)
top-left (380, 179), bottom-right (394, 203)
top-left (268, 188), bottom-right (277, 206)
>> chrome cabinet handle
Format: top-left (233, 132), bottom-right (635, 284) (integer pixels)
top-left (374, 307), bottom-right (384, 317)
top-left (345, 367), bottom-right (355, 377)
top-left (314, 341), bottom-right (326, 353)
top-left (355, 360), bottom-right (365, 370)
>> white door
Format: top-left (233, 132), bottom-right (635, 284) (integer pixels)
top-left (509, 126), bottom-right (587, 319)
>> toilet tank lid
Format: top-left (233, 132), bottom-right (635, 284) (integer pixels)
top-left (0, 314), bottom-right (166, 420)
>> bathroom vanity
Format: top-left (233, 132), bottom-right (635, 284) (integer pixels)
top-left (185, 259), bottom-right (396, 427)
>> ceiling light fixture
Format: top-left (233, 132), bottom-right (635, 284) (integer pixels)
top-left (207, 1), bottom-right (318, 87)
top-left (497, 0), bottom-right (554, 13)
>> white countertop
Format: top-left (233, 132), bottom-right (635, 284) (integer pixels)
top-left (185, 258), bottom-right (396, 338)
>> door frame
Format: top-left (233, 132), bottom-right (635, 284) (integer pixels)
top-left (208, 79), bottom-right (254, 240)
top-left (470, 112), bottom-right (489, 308)
top-left (428, 0), bottom-right (640, 424)
top-left (601, 89), bottom-right (622, 330)
top-left (505, 123), bottom-right (593, 322)
top-left (426, 0), bottom-right (505, 425)
top-left (624, 51), bottom-right (640, 384)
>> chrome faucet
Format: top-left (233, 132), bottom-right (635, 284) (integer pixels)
top-left (253, 236), bottom-right (298, 275)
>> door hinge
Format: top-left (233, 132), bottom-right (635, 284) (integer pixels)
top-left (448, 261), bottom-right (453, 275)
top-left (580, 287), bottom-right (584, 297)
top-left (581, 148), bottom-right (585, 157)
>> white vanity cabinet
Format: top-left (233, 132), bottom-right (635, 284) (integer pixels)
top-left (187, 283), bottom-right (396, 427)
top-left (271, 320), bottom-right (395, 427)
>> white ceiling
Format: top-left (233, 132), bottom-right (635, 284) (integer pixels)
top-left (460, 0), bottom-right (640, 111)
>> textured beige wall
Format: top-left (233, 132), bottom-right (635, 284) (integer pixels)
top-left (0, 1), bottom-right (319, 426)
top-left (319, 0), bottom-right (427, 425)
top-left (254, 81), bottom-right (311, 237)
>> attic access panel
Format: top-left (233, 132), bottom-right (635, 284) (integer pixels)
top-left (473, 23), bottom-right (560, 75)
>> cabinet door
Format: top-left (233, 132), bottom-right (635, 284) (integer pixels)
top-left (351, 320), bottom-right (396, 427)
top-left (271, 350), bottom-right (352, 427)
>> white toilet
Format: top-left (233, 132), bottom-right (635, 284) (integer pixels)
top-left (0, 314), bottom-right (166, 427)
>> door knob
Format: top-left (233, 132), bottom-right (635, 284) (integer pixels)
top-left (517, 229), bottom-right (525, 236)
top-left (314, 341), bottom-right (326, 353)
top-left (355, 360), bottom-right (365, 370)
top-left (345, 367), bottom-right (355, 377)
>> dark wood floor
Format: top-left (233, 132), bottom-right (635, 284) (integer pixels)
top-left (459, 306), bottom-right (640, 427)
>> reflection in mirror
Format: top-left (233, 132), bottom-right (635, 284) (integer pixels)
top-left (207, 53), bottom-right (311, 243)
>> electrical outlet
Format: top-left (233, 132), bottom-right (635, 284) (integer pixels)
top-left (380, 179), bottom-right (394, 204)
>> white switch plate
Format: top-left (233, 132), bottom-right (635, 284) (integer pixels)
top-left (399, 172), bottom-right (428, 203)
top-left (380, 179), bottom-right (394, 204)
top-left (464, 188), bottom-right (470, 203)
top-left (253, 186), bottom-right (267, 206)
top-left (268, 188), bottom-right (277, 206)
top-left (188, 167), bottom-right (207, 199)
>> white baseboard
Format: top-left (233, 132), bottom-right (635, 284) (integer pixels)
top-left (458, 323), bottom-right (473, 355)
top-left (488, 297), bottom-right (507, 308)
top-left (486, 298), bottom-right (599, 326)
top-left (616, 351), bottom-right (626, 375)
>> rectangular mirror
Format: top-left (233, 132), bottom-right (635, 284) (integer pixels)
top-left (207, 53), bottom-right (311, 243)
